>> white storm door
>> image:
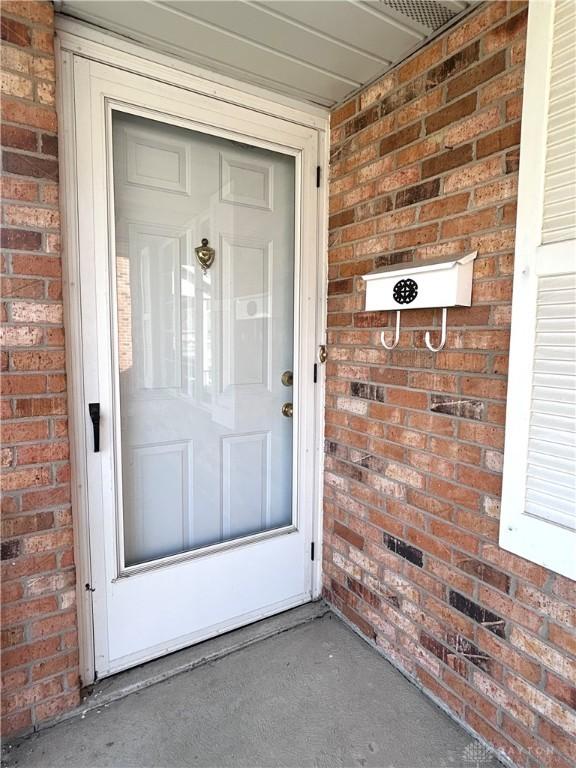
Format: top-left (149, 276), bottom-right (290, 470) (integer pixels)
top-left (74, 60), bottom-right (320, 677)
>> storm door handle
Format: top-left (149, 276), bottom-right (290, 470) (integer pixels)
top-left (88, 403), bottom-right (100, 452)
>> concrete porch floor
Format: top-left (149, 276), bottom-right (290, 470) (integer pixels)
top-left (3, 607), bottom-right (501, 768)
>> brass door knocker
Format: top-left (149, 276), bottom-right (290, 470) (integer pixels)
top-left (195, 238), bottom-right (215, 274)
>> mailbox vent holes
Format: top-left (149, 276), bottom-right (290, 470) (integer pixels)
top-left (393, 278), bottom-right (418, 305)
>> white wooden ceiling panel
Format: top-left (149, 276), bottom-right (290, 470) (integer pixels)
top-left (60, 0), bottom-right (474, 108)
top-left (165, 1), bottom-right (391, 78)
top-left (259, 1), bottom-right (426, 59)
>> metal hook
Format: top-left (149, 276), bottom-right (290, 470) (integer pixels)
top-left (425, 307), bottom-right (447, 352)
top-left (381, 310), bottom-right (401, 350)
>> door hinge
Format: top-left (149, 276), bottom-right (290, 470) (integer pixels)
top-left (311, 542), bottom-right (315, 561)
top-left (85, 583), bottom-right (95, 593)
top-left (316, 166), bottom-right (321, 188)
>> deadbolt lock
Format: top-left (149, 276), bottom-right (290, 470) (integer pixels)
top-left (281, 370), bottom-right (293, 387)
top-left (318, 345), bottom-right (328, 364)
top-left (281, 402), bottom-right (293, 418)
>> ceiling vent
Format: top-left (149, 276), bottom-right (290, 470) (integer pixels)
top-left (379, 0), bottom-right (457, 31)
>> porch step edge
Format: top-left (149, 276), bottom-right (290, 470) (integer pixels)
top-left (5, 600), bottom-right (329, 744)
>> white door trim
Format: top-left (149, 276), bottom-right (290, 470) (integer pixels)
top-left (55, 25), bottom-right (328, 686)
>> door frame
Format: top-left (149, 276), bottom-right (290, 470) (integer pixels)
top-left (55, 17), bottom-right (329, 686)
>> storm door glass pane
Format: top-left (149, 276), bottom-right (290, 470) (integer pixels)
top-left (112, 112), bottom-right (295, 567)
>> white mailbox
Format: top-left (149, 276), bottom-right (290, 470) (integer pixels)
top-left (363, 251), bottom-right (477, 311)
top-left (362, 251), bottom-right (477, 351)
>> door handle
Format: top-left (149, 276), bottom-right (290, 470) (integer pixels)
top-left (88, 403), bottom-right (100, 452)
top-left (281, 402), bottom-right (293, 418)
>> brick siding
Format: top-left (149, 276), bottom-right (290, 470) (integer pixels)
top-left (1, 0), bottom-right (80, 736)
top-left (1, 0), bottom-right (574, 757)
top-left (324, 3), bottom-right (575, 767)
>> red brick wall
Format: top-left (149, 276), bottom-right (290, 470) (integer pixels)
top-left (324, 3), bottom-right (575, 767)
top-left (1, 0), bottom-right (80, 737)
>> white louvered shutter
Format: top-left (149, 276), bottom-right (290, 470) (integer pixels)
top-left (542, 0), bottom-right (576, 245)
top-left (500, 0), bottom-right (576, 579)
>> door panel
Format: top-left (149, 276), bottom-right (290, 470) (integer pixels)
top-left (222, 432), bottom-right (270, 538)
top-left (74, 59), bottom-right (320, 676)
top-left (125, 440), bottom-right (193, 566)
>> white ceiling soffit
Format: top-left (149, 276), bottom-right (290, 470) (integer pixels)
top-left (59, 1), bottom-right (474, 108)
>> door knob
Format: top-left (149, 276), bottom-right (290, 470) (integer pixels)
top-left (281, 402), bottom-right (293, 418)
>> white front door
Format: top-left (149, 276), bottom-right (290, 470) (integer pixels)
top-left (113, 112), bottom-right (296, 567)
top-left (73, 60), bottom-right (321, 677)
